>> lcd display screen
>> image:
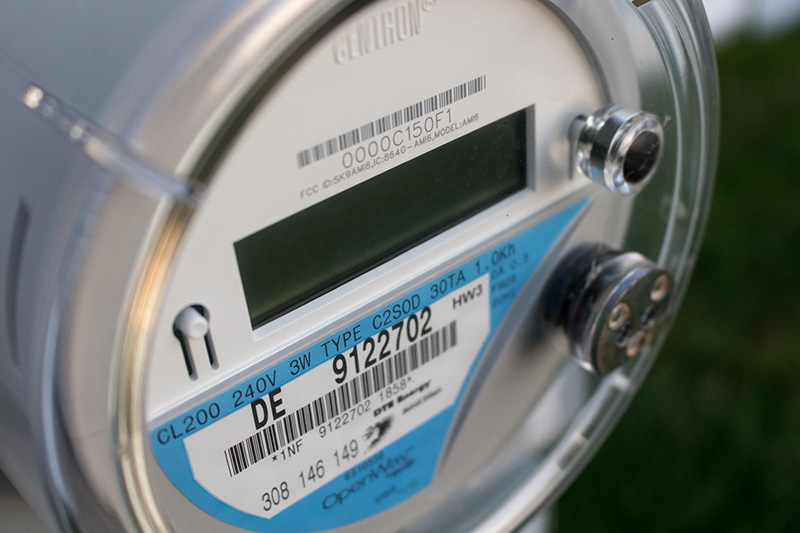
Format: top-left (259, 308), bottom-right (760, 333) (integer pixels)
top-left (235, 107), bottom-right (531, 327)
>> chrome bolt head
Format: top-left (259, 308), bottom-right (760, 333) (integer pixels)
top-left (574, 105), bottom-right (664, 195)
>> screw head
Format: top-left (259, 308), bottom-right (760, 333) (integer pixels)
top-left (626, 331), bottom-right (650, 359)
top-left (650, 274), bottom-right (671, 302)
top-left (608, 303), bottom-right (630, 330)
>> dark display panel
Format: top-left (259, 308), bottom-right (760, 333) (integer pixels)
top-left (235, 107), bottom-right (530, 327)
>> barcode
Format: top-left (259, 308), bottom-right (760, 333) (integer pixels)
top-left (296, 75), bottom-right (487, 169)
top-left (223, 321), bottom-right (458, 477)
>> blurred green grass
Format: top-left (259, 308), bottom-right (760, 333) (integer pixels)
top-left (558, 26), bottom-right (800, 532)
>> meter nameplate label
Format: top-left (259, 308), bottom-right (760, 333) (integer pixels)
top-left (186, 276), bottom-right (488, 520)
top-left (150, 199), bottom-right (586, 532)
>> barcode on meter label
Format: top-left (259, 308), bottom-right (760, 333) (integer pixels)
top-left (181, 275), bottom-right (489, 520)
top-left (151, 200), bottom-right (587, 528)
top-left (296, 75), bottom-right (486, 168)
top-left (224, 322), bottom-right (457, 476)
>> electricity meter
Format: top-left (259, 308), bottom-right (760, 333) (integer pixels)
top-left (0, 0), bottom-right (717, 531)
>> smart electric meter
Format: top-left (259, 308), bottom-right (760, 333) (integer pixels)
top-left (0, 0), bottom-right (718, 531)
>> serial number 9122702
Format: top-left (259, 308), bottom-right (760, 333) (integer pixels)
top-left (318, 400), bottom-right (371, 438)
top-left (332, 308), bottom-right (432, 384)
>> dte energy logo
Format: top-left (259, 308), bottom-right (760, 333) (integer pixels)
top-left (333, 0), bottom-right (435, 64)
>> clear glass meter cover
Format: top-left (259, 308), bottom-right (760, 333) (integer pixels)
top-left (109, 0), bottom-right (718, 531)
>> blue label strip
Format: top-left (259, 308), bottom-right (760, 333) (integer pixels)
top-left (151, 199), bottom-right (587, 531)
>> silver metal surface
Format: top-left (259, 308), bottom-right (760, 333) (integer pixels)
top-left (0, 473), bottom-right (49, 533)
top-left (574, 105), bottom-right (664, 195)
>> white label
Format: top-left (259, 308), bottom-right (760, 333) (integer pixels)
top-left (182, 276), bottom-right (489, 518)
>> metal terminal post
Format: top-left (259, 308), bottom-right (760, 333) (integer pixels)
top-left (545, 245), bottom-right (675, 375)
top-left (573, 105), bottom-right (664, 195)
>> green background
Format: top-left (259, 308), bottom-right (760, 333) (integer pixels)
top-left (559, 27), bottom-right (800, 532)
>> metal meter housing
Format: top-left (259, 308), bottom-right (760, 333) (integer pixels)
top-left (0, 0), bottom-right (718, 531)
